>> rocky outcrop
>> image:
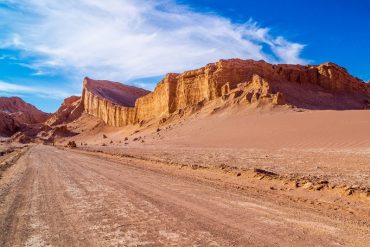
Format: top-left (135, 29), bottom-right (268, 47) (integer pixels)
top-left (0, 97), bottom-right (50, 136)
top-left (37, 125), bottom-right (78, 143)
top-left (0, 111), bottom-right (19, 136)
top-left (134, 59), bottom-right (369, 123)
top-left (46, 96), bottom-right (83, 126)
top-left (82, 78), bottom-right (150, 127)
top-left (135, 73), bottom-right (178, 121)
top-left (81, 59), bottom-right (370, 127)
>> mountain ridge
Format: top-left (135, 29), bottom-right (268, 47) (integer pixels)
top-left (1, 58), bottom-right (369, 140)
top-left (79, 59), bottom-right (370, 128)
top-left (0, 96), bottom-right (49, 137)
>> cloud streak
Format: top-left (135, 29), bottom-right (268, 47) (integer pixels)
top-left (0, 81), bottom-right (78, 99)
top-left (0, 0), bottom-right (308, 83)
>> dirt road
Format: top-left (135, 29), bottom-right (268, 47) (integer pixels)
top-left (0, 145), bottom-right (368, 246)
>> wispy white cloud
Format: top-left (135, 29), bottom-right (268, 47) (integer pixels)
top-left (0, 0), bottom-right (308, 83)
top-left (0, 80), bottom-right (78, 99)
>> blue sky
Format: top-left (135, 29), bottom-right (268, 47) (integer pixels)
top-left (0, 0), bottom-right (369, 112)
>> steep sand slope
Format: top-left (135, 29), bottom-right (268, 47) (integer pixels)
top-left (72, 108), bottom-right (370, 149)
top-left (152, 109), bottom-right (370, 149)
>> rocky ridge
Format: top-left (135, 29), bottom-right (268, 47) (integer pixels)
top-left (82, 78), bottom-right (150, 127)
top-left (46, 96), bottom-right (83, 126)
top-left (0, 97), bottom-right (49, 137)
top-left (2, 59), bottom-right (368, 138)
top-left (81, 59), bottom-right (370, 127)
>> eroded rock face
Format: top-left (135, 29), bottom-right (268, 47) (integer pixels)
top-left (82, 78), bottom-right (150, 127)
top-left (46, 96), bottom-right (83, 126)
top-left (81, 59), bottom-right (370, 127)
top-left (135, 59), bottom-right (368, 121)
top-left (0, 97), bottom-right (50, 136)
top-left (0, 111), bottom-right (19, 136)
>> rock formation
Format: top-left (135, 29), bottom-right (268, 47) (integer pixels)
top-left (2, 59), bottom-right (369, 142)
top-left (82, 78), bottom-right (150, 127)
top-left (37, 125), bottom-right (78, 143)
top-left (0, 97), bottom-right (50, 136)
top-left (46, 96), bottom-right (83, 126)
top-left (80, 59), bottom-right (370, 127)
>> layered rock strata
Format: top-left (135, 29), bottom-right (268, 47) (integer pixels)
top-left (81, 59), bottom-right (370, 127)
top-left (82, 78), bottom-right (150, 127)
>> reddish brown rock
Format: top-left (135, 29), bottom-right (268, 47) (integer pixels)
top-left (0, 96), bottom-right (49, 123)
top-left (0, 111), bottom-right (19, 136)
top-left (0, 97), bottom-right (50, 137)
top-left (46, 96), bottom-right (83, 126)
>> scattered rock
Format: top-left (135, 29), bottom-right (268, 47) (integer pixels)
top-left (66, 141), bottom-right (77, 148)
top-left (253, 168), bottom-right (277, 177)
top-left (313, 184), bottom-right (325, 191)
top-left (191, 165), bottom-right (200, 170)
top-left (302, 182), bottom-right (313, 190)
top-left (218, 163), bottom-right (227, 170)
top-left (345, 189), bottom-right (354, 196)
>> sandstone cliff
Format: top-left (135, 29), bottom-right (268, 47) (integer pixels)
top-left (82, 78), bottom-right (150, 127)
top-left (80, 59), bottom-right (370, 127)
top-left (134, 59), bottom-right (369, 122)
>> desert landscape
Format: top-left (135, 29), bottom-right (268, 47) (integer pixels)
top-left (1, 1), bottom-right (370, 246)
top-left (0, 58), bottom-right (369, 246)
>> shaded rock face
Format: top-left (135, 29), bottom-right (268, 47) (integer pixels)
top-left (0, 97), bottom-right (50, 137)
top-left (46, 96), bottom-right (83, 126)
top-left (0, 111), bottom-right (19, 136)
top-left (82, 59), bottom-right (370, 127)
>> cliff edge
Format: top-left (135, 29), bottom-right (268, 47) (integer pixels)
top-left (79, 59), bottom-right (370, 127)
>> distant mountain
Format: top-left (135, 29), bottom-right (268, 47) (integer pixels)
top-left (0, 97), bottom-right (49, 137)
